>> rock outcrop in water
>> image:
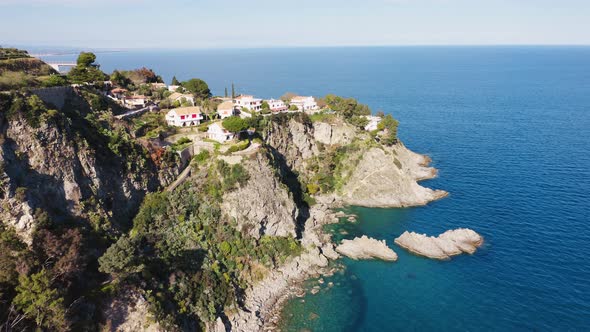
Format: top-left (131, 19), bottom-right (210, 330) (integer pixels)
top-left (338, 144), bottom-right (448, 207)
top-left (336, 235), bottom-right (398, 261)
top-left (394, 228), bottom-right (483, 260)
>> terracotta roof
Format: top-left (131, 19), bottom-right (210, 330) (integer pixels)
top-left (291, 96), bottom-right (313, 101)
top-left (111, 88), bottom-right (127, 93)
top-left (217, 101), bottom-right (234, 110)
top-left (169, 92), bottom-right (194, 101)
top-left (126, 95), bottom-right (147, 99)
top-left (171, 106), bottom-right (203, 116)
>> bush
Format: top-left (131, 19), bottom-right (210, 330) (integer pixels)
top-left (192, 150), bottom-right (210, 165)
top-left (15, 187), bottom-right (27, 201)
top-left (226, 140), bottom-right (250, 154)
top-left (222, 117), bottom-right (248, 133)
top-left (41, 74), bottom-right (68, 87)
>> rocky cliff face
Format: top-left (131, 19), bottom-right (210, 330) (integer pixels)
top-left (265, 116), bottom-right (319, 174)
top-left (337, 144), bottom-right (448, 207)
top-left (221, 151), bottom-right (299, 239)
top-left (265, 116), bottom-right (446, 209)
top-left (0, 91), bottom-right (163, 242)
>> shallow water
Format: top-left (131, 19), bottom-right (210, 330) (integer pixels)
top-left (43, 46), bottom-right (590, 330)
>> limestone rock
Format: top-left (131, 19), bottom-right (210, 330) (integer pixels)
top-left (394, 228), bottom-right (483, 260)
top-left (103, 288), bottom-right (163, 332)
top-left (336, 235), bottom-right (398, 261)
top-left (221, 152), bottom-right (298, 239)
top-left (338, 144), bottom-right (448, 208)
top-left (312, 121), bottom-right (356, 146)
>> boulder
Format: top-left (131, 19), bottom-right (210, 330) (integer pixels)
top-left (394, 228), bottom-right (483, 260)
top-left (336, 235), bottom-right (398, 261)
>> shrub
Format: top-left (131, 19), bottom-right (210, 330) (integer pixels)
top-left (226, 140), bottom-right (250, 154)
top-left (15, 186), bottom-right (27, 201)
top-left (192, 150), bottom-right (210, 165)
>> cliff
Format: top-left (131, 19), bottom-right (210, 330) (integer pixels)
top-left (0, 89), bottom-right (167, 242)
top-left (264, 115), bottom-right (446, 209)
top-left (221, 151), bottom-right (299, 239)
top-left (338, 144), bottom-right (448, 207)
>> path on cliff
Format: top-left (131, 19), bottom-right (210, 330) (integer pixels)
top-left (165, 165), bottom-right (192, 192)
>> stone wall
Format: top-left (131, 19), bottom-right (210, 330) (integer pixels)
top-left (30, 86), bottom-right (73, 110)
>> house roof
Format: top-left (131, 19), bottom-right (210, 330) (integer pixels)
top-left (170, 106), bottom-right (203, 116)
top-left (126, 95), bottom-right (147, 99)
top-left (208, 122), bottom-right (231, 134)
top-left (217, 101), bottom-right (234, 111)
top-left (111, 88), bottom-right (127, 93)
top-left (291, 96), bottom-right (313, 101)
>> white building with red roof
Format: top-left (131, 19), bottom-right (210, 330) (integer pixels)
top-left (266, 98), bottom-right (287, 112)
top-left (165, 106), bottom-right (204, 127)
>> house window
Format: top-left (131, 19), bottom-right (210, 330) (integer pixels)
top-left (180, 115), bottom-right (185, 119)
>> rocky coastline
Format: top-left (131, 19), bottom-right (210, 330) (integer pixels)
top-left (221, 135), bottom-right (448, 331)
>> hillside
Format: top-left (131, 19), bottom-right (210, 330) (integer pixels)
top-left (0, 48), bottom-right (59, 90)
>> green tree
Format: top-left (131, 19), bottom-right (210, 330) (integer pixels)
top-left (181, 78), bottom-right (211, 99)
top-left (224, 87), bottom-right (228, 98)
top-left (13, 270), bottom-right (67, 331)
top-left (222, 117), bottom-right (248, 133)
top-left (41, 74), bottom-right (68, 87)
top-left (261, 101), bottom-right (270, 110)
top-left (98, 235), bottom-right (143, 277)
top-left (76, 52), bottom-right (96, 68)
top-left (378, 114), bottom-right (399, 145)
top-left (171, 76), bottom-right (180, 85)
top-left (231, 83), bottom-right (235, 98)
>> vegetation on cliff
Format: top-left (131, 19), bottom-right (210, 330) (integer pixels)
top-left (98, 157), bottom-right (301, 330)
top-left (0, 85), bottom-right (163, 330)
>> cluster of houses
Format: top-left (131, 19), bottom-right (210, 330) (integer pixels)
top-left (102, 79), bottom-right (381, 145)
top-left (107, 82), bottom-right (197, 109)
top-left (163, 93), bottom-right (321, 143)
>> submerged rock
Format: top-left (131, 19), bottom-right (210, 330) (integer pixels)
top-left (336, 235), bottom-right (398, 261)
top-left (394, 228), bottom-right (483, 260)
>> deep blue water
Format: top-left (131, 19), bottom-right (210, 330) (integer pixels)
top-left (43, 47), bottom-right (590, 330)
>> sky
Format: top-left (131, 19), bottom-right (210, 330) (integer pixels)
top-left (1, 0), bottom-right (589, 49)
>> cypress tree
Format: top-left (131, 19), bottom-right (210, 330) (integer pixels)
top-left (231, 83), bottom-right (235, 98)
top-left (225, 87), bottom-right (228, 98)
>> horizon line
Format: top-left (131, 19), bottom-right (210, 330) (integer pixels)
top-left (10, 43), bottom-right (590, 54)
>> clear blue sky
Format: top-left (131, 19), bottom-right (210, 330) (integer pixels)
top-left (1, 0), bottom-right (589, 48)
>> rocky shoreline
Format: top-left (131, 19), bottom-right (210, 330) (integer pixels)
top-left (220, 146), bottom-right (447, 331)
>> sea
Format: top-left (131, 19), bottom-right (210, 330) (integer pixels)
top-left (41, 46), bottom-right (590, 331)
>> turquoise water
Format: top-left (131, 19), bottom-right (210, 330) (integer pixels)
top-left (43, 47), bottom-right (590, 330)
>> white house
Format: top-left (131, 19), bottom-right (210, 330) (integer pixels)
top-left (364, 115), bottom-right (382, 131)
top-left (266, 99), bottom-right (287, 112)
top-left (168, 85), bottom-right (180, 92)
top-left (168, 92), bottom-right (195, 106)
top-left (123, 95), bottom-right (148, 108)
top-left (217, 101), bottom-right (236, 119)
top-left (290, 96), bottom-right (318, 111)
top-left (234, 95), bottom-right (262, 112)
top-left (207, 122), bottom-right (234, 142)
top-left (165, 106), bottom-right (204, 127)
top-left (110, 87), bottom-right (128, 100)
